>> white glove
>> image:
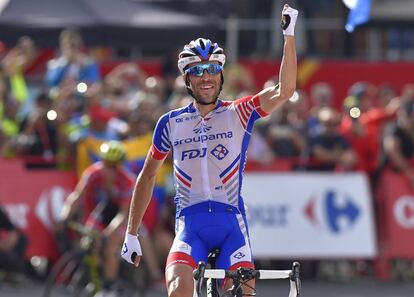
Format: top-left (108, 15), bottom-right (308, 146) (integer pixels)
top-left (281, 5), bottom-right (298, 36)
top-left (121, 233), bottom-right (142, 265)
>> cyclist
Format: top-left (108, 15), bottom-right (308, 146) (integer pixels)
top-left (58, 141), bottom-right (136, 296)
top-left (121, 4), bottom-right (298, 297)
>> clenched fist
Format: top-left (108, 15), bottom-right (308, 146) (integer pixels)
top-left (281, 4), bottom-right (298, 36)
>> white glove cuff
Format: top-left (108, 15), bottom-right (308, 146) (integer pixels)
top-left (281, 7), bottom-right (298, 36)
top-left (121, 233), bottom-right (142, 264)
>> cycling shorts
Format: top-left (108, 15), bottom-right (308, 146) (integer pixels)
top-left (166, 201), bottom-right (254, 271)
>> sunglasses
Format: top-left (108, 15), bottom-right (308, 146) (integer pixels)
top-left (185, 64), bottom-right (223, 77)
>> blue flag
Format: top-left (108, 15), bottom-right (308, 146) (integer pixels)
top-left (343, 0), bottom-right (371, 32)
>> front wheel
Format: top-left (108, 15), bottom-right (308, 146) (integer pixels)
top-left (42, 251), bottom-right (93, 297)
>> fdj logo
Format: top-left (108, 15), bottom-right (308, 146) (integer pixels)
top-left (181, 145), bottom-right (229, 161)
top-left (181, 148), bottom-right (207, 160)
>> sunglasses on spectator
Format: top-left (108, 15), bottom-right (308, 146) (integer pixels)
top-left (185, 64), bottom-right (223, 77)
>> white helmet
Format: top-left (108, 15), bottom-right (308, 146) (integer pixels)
top-left (178, 38), bottom-right (226, 74)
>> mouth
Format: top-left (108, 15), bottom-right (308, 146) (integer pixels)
top-left (199, 84), bottom-right (214, 91)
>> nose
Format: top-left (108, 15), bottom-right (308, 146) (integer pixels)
top-left (200, 69), bottom-right (212, 79)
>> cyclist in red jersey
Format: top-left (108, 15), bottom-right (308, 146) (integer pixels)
top-left (59, 141), bottom-right (135, 296)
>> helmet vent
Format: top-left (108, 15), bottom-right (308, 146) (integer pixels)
top-left (199, 39), bottom-right (205, 50)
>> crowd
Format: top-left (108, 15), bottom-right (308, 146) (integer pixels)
top-left (0, 27), bottom-right (414, 289)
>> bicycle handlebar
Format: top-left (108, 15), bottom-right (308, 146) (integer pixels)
top-left (201, 268), bottom-right (292, 280)
top-left (67, 221), bottom-right (101, 240)
top-left (194, 261), bottom-right (301, 297)
top-left (195, 262), bottom-right (300, 281)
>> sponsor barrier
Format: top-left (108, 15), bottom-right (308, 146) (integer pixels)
top-left (243, 172), bottom-right (377, 258)
top-left (376, 169), bottom-right (414, 259)
top-left (0, 158), bottom-right (77, 260)
top-left (2, 157), bottom-right (414, 265)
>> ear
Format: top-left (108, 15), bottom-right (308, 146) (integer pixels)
top-left (185, 73), bottom-right (191, 88)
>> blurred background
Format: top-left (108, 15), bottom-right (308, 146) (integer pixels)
top-left (1, 0), bottom-right (414, 296)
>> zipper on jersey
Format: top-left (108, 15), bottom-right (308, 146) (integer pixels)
top-left (199, 117), bottom-right (212, 203)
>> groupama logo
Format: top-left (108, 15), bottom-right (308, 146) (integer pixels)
top-left (305, 189), bottom-right (360, 234)
top-left (193, 123), bottom-right (212, 134)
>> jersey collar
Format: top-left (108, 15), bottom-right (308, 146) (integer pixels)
top-left (188, 99), bottom-right (223, 115)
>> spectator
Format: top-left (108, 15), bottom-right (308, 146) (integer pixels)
top-left (2, 36), bottom-right (36, 103)
top-left (15, 92), bottom-right (59, 167)
top-left (339, 84), bottom-right (401, 179)
top-left (400, 83), bottom-right (414, 103)
top-left (264, 103), bottom-right (306, 158)
top-left (379, 100), bottom-right (414, 187)
top-left (74, 103), bottom-right (121, 176)
top-left (306, 107), bottom-right (356, 171)
top-left (0, 205), bottom-right (28, 280)
top-left (45, 28), bottom-right (100, 92)
top-left (0, 96), bottom-right (21, 157)
top-left (346, 81), bottom-right (377, 113)
top-left (377, 83), bottom-right (397, 109)
top-left (102, 62), bottom-right (148, 118)
top-left (339, 96), bottom-right (377, 177)
top-left (260, 78), bottom-right (307, 160)
top-left (308, 82), bottom-right (334, 137)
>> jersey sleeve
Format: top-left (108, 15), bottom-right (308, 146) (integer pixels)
top-left (150, 112), bottom-right (172, 160)
top-left (118, 170), bottom-right (135, 206)
top-left (233, 95), bottom-right (268, 131)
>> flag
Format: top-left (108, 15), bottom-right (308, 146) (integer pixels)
top-left (343, 0), bottom-right (371, 32)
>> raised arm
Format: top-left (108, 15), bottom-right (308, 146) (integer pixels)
top-left (258, 4), bottom-right (298, 114)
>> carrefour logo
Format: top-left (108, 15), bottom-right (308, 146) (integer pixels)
top-left (305, 189), bottom-right (360, 234)
top-left (393, 195), bottom-right (414, 229)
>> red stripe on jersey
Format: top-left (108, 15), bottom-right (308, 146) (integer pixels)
top-left (237, 103), bottom-right (249, 123)
top-left (166, 252), bottom-right (197, 270)
top-left (235, 108), bottom-right (247, 129)
top-left (176, 172), bottom-right (191, 188)
top-left (223, 165), bottom-right (239, 184)
top-left (252, 95), bottom-right (268, 117)
top-left (150, 144), bottom-right (168, 160)
top-left (220, 101), bottom-right (232, 107)
top-left (246, 102), bottom-right (254, 114)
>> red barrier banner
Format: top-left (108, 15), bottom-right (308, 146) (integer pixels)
top-left (239, 60), bottom-right (414, 110)
top-left (0, 158), bottom-right (76, 260)
top-left (377, 169), bottom-right (414, 259)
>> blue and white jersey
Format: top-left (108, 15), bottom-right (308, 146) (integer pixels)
top-left (150, 96), bottom-right (268, 216)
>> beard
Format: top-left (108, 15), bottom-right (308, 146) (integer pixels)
top-left (192, 85), bottom-right (221, 105)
